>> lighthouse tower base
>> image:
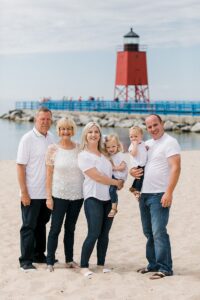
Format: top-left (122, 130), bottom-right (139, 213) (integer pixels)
top-left (114, 85), bottom-right (149, 102)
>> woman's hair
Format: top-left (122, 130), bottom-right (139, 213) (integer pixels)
top-left (56, 117), bottom-right (76, 136)
top-left (129, 126), bottom-right (144, 136)
top-left (104, 133), bottom-right (124, 153)
top-left (79, 122), bottom-right (104, 152)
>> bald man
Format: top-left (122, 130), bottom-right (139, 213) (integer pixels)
top-left (130, 114), bottom-right (181, 280)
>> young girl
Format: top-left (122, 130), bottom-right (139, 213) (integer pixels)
top-left (129, 126), bottom-right (148, 200)
top-left (104, 134), bottom-right (128, 217)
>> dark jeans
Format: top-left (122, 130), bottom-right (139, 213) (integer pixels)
top-left (109, 176), bottom-right (118, 204)
top-left (81, 197), bottom-right (113, 268)
top-left (139, 193), bottom-right (173, 275)
top-left (47, 197), bottom-right (83, 265)
top-left (19, 199), bottom-right (51, 267)
top-left (131, 166), bottom-right (145, 192)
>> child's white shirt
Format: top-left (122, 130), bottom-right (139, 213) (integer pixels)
top-left (111, 152), bottom-right (128, 181)
top-left (129, 141), bottom-right (147, 168)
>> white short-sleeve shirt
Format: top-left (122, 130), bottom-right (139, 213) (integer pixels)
top-left (111, 152), bottom-right (128, 181)
top-left (78, 150), bottom-right (112, 201)
top-left (129, 141), bottom-right (147, 168)
top-left (16, 127), bottom-right (55, 199)
top-left (142, 133), bottom-right (181, 193)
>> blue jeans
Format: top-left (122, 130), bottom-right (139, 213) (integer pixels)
top-left (81, 197), bottom-right (113, 268)
top-left (139, 193), bottom-right (173, 275)
top-left (47, 197), bottom-right (83, 265)
top-left (131, 166), bottom-right (145, 192)
top-left (109, 176), bottom-right (118, 204)
top-left (19, 199), bottom-right (51, 267)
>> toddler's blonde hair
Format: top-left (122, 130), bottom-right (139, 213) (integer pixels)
top-left (129, 126), bottom-right (144, 136)
top-left (104, 133), bottom-right (124, 153)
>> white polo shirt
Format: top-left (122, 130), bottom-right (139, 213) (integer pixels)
top-left (16, 127), bottom-right (55, 199)
top-left (142, 133), bottom-right (181, 193)
top-left (78, 150), bottom-right (112, 201)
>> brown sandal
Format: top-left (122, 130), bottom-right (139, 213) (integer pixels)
top-left (149, 272), bottom-right (166, 280)
top-left (137, 267), bottom-right (150, 274)
top-left (137, 267), bottom-right (158, 274)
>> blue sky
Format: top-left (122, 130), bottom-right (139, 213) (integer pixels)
top-left (0, 0), bottom-right (200, 113)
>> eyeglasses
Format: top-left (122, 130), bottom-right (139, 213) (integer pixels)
top-left (59, 127), bottom-right (73, 131)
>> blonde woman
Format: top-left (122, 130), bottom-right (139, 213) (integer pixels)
top-left (45, 117), bottom-right (84, 272)
top-left (78, 122), bottom-right (123, 277)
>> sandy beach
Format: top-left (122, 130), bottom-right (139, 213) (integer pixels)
top-left (0, 151), bottom-right (200, 300)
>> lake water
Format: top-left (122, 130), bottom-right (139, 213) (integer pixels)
top-left (1, 119), bottom-right (200, 160)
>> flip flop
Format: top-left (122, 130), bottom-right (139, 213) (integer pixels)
top-left (137, 267), bottom-right (151, 274)
top-left (103, 268), bottom-right (111, 273)
top-left (46, 265), bottom-right (54, 272)
top-left (149, 272), bottom-right (166, 280)
top-left (83, 271), bottom-right (93, 278)
top-left (66, 261), bottom-right (79, 269)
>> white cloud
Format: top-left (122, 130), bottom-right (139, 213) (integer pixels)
top-left (0, 0), bottom-right (200, 55)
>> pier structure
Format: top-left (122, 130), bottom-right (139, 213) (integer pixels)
top-left (15, 100), bottom-right (200, 116)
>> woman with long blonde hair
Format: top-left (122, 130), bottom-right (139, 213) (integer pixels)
top-left (78, 122), bottom-right (123, 277)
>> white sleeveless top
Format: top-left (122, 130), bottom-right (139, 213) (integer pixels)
top-left (46, 144), bottom-right (84, 200)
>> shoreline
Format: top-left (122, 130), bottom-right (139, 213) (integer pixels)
top-left (1, 109), bottom-right (200, 133)
top-left (1, 151), bottom-right (200, 299)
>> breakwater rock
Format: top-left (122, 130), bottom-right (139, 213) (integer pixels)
top-left (1, 109), bottom-right (200, 133)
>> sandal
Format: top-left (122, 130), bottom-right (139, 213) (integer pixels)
top-left (103, 268), bottom-right (111, 273)
top-left (46, 265), bottom-right (54, 272)
top-left (149, 272), bottom-right (166, 280)
top-left (66, 261), bottom-right (79, 269)
top-left (108, 208), bottom-right (118, 218)
top-left (80, 268), bottom-right (93, 278)
top-left (84, 271), bottom-right (93, 278)
top-left (137, 267), bottom-right (151, 274)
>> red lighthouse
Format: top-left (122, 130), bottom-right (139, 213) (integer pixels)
top-left (114, 28), bottom-right (149, 102)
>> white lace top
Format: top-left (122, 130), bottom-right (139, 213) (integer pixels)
top-left (46, 144), bottom-right (84, 200)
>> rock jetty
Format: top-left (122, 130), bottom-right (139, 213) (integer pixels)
top-left (1, 109), bottom-right (200, 133)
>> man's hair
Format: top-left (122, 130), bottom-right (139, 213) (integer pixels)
top-left (146, 114), bottom-right (162, 123)
top-left (36, 106), bottom-right (52, 116)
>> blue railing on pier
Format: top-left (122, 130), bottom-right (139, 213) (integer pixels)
top-left (15, 100), bottom-right (200, 116)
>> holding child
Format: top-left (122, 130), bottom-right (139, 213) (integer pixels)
top-left (129, 126), bottom-right (148, 200)
top-left (104, 134), bottom-right (128, 217)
